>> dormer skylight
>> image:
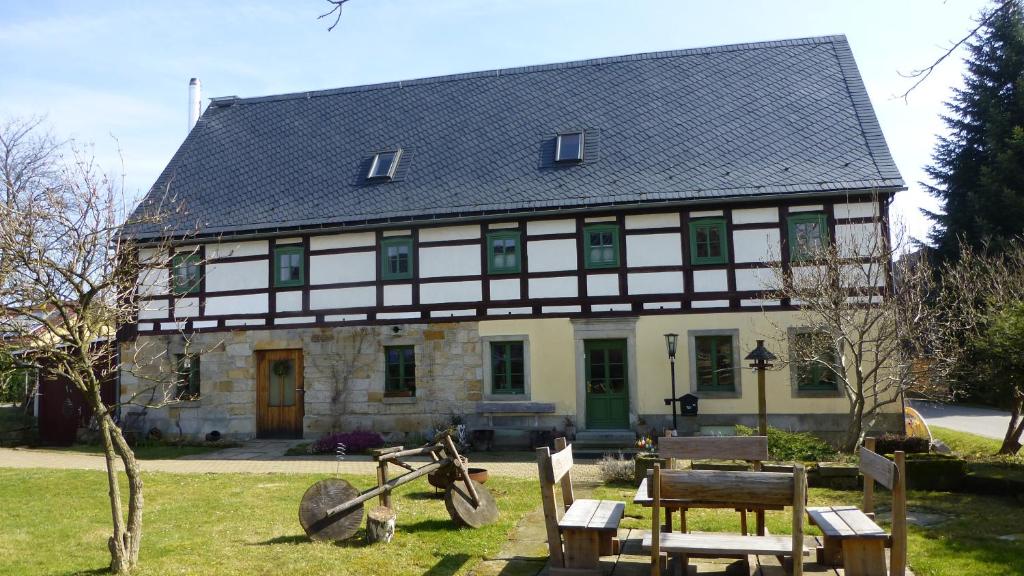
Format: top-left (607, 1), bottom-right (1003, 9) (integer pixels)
top-left (368, 149), bottom-right (402, 180)
top-left (555, 132), bottom-right (584, 163)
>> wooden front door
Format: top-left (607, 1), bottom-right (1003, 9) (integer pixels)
top-left (256, 349), bottom-right (304, 439)
top-left (585, 339), bottom-right (629, 429)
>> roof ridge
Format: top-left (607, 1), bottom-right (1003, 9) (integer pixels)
top-left (210, 34), bottom-right (847, 107)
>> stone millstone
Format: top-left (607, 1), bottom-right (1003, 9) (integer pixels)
top-left (445, 480), bottom-right (499, 528)
top-left (299, 478), bottom-right (364, 542)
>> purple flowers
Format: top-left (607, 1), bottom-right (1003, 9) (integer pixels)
top-left (311, 430), bottom-right (385, 454)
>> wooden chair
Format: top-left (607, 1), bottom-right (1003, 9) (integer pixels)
top-left (536, 437), bottom-right (625, 576)
top-left (806, 438), bottom-right (907, 576)
top-left (645, 464), bottom-right (808, 576)
top-left (658, 434), bottom-right (770, 535)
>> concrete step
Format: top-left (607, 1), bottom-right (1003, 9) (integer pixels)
top-left (572, 429), bottom-right (637, 450)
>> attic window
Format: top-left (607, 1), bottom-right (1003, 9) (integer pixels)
top-left (555, 132), bottom-right (584, 163)
top-left (368, 149), bottom-right (401, 180)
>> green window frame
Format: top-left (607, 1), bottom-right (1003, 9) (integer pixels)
top-left (381, 237), bottom-right (413, 280)
top-left (384, 345), bottom-right (416, 397)
top-left (689, 218), bottom-right (729, 265)
top-left (171, 253), bottom-right (201, 295)
top-left (490, 341), bottom-right (525, 395)
top-left (174, 354), bottom-right (200, 400)
top-left (793, 332), bottom-right (839, 392)
top-left (584, 224), bottom-right (619, 269)
top-left (274, 246), bottom-right (305, 287)
top-left (788, 213), bottom-right (829, 261)
top-left (487, 231), bottom-right (521, 274)
top-left (694, 334), bottom-right (736, 392)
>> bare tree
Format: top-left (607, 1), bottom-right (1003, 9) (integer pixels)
top-left (319, 0), bottom-right (352, 31)
top-left (762, 207), bottom-right (937, 451)
top-left (0, 123), bottom-right (206, 573)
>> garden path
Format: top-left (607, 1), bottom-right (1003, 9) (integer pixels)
top-left (909, 399), bottom-right (1011, 440)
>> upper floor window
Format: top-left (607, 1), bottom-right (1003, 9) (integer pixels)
top-left (690, 218), bottom-right (728, 265)
top-left (171, 253), bottom-right (201, 295)
top-left (384, 345), bottom-right (416, 397)
top-left (487, 231), bottom-right (521, 274)
top-left (555, 132), bottom-right (584, 163)
top-left (791, 331), bottom-right (840, 393)
top-left (694, 333), bottom-right (736, 393)
top-left (368, 149), bottom-right (401, 180)
top-left (274, 246), bottom-right (304, 287)
top-left (174, 353), bottom-right (200, 400)
top-left (381, 236), bottom-right (413, 280)
top-left (490, 341), bottom-right (525, 395)
top-left (788, 213), bottom-right (828, 261)
top-left (584, 224), bottom-right (619, 269)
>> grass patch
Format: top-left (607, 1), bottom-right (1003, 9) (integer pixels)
top-left (590, 483), bottom-right (1024, 576)
top-left (284, 442), bottom-right (312, 456)
top-left (931, 426), bottom-right (1024, 483)
top-left (0, 468), bottom-right (537, 576)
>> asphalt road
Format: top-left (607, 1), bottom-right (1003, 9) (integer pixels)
top-left (909, 399), bottom-right (1012, 440)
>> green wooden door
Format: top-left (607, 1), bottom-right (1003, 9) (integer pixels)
top-left (585, 339), bottom-right (629, 429)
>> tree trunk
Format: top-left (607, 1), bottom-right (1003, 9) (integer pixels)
top-left (366, 506), bottom-right (396, 544)
top-left (110, 421), bottom-right (144, 566)
top-left (99, 414), bottom-right (131, 574)
top-left (842, 396), bottom-right (866, 453)
top-left (998, 395), bottom-right (1024, 455)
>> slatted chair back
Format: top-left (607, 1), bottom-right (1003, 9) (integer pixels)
top-left (859, 437), bottom-right (907, 576)
top-left (650, 465), bottom-right (806, 576)
top-left (536, 437), bottom-right (575, 567)
top-left (659, 434), bottom-right (769, 471)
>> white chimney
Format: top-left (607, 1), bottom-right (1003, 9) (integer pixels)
top-left (188, 78), bottom-right (202, 132)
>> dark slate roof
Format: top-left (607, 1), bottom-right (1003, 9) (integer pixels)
top-left (128, 35), bottom-right (903, 239)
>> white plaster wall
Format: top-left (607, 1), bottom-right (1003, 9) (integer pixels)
top-left (137, 267), bottom-right (168, 297)
top-left (733, 229), bottom-right (781, 263)
top-left (205, 294), bottom-right (268, 315)
top-left (528, 239), bottom-right (577, 272)
top-left (206, 260), bottom-right (268, 292)
top-left (625, 213), bottom-right (679, 229)
top-left (586, 274), bottom-right (619, 296)
top-left (419, 224), bottom-right (480, 242)
top-left (310, 286), bottom-right (376, 309)
top-left (692, 300), bottom-right (729, 308)
top-left (206, 240), bottom-right (268, 259)
top-left (421, 281), bottom-right (482, 304)
top-left (840, 263), bottom-right (886, 288)
top-left (276, 291), bottom-right (303, 312)
top-left (174, 298), bottom-right (199, 318)
top-left (529, 276), bottom-right (578, 298)
top-left (527, 219), bottom-right (574, 235)
top-left (627, 272), bottom-right (684, 295)
top-left (310, 231), bottom-right (375, 251)
top-left (732, 207), bottom-right (779, 224)
top-left (693, 269), bottom-right (728, 292)
top-left (836, 222), bottom-right (882, 258)
top-left (627, 234), bottom-right (681, 266)
top-left (138, 300), bottom-right (168, 320)
top-left (789, 205), bottom-right (825, 213)
top-left (735, 268), bottom-right (779, 291)
top-left (584, 216), bottom-right (616, 223)
top-left (420, 244), bottom-right (481, 278)
top-left (310, 252), bottom-right (376, 284)
top-left (835, 201), bottom-right (879, 220)
top-left (489, 279), bottom-right (520, 300)
top-left (383, 284), bottom-right (412, 306)
top-left (690, 210), bottom-right (723, 218)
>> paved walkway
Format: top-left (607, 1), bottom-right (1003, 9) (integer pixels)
top-left (909, 399), bottom-right (1012, 440)
top-left (0, 441), bottom-right (602, 480)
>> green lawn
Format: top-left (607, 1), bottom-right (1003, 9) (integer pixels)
top-left (590, 483), bottom-right (1024, 576)
top-left (0, 469), bottom-right (537, 576)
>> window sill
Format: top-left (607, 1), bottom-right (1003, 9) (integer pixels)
top-left (383, 396), bottom-right (416, 405)
top-left (484, 393), bottom-right (528, 401)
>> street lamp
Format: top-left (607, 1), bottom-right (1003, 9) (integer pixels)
top-left (744, 339), bottom-right (777, 436)
top-left (664, 333), bottom-right (679, 431)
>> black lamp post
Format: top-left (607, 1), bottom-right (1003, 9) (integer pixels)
top-left (744, 339), bottom-right (777, 436)
top-left (664, 333), bottom-right (679, 431)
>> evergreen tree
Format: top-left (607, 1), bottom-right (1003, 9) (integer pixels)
top-left (927, 1), bottom-right (1024, 258)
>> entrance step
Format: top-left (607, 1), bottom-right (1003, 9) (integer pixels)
top-left (572, 429), bottom-right (637, 451)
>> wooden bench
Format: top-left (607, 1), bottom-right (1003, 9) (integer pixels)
top-left (806, 438), bottom-right (907, 576)
top-left (644, 464), bottom-right (809, 576)
top-left (536, 437), bottom-right (625, 576)
top-left (658, 434), bottom-right (770, 535)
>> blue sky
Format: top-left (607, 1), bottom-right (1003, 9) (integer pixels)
top-left (0, 0), bottom-right (993, 245)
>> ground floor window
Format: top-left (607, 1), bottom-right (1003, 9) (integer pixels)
top-left (174, 354), bottom-right (200, 400)
top-left (693, 334), bottom-right (736, 393)
top-left (490, 341), bottom-right (525, 395)
top-left (384, 345), bottom-right (416, 397)
top-left (791, 331), bottom-right (839, 393)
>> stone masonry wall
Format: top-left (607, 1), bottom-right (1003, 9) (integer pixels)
top-left (119, 322), bottom-right (483, 441)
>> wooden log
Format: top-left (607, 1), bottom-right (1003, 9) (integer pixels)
top-left (443, 435), bottom-right (480, 507)
top-left (299, 478), bottom-right (364, 542)
top-left (322, 458), bottom-right (449, 518)
top-left (366, 506), bottom-right (397, 544)
top-left (446, 480), bottom-right (499, 528)
top-left (657, 436), bottom-right (768, 462)
top-left (375, 445), bottom-right (443, 461)
top-left (656, 470), bottom-right (794, 507)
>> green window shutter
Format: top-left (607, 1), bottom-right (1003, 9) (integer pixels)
top-left (490, 341), bottom-right (525, 394)
top-left (583, 224), bottom-right (619, 269)
top-left (788, 213), bottom-right (829, 261)
top-left (689, 218), bottom-right (729, 265)
top-left (381, 237), bottom-right (414, 280)
top-left (694, 335), bottom-right (735, 392)
top-left (171, 253), bottom-right (202, 295)
top-left (486, 232), bottom-right (521, 274)
top-left (384, 345), bottom-right (416, 396)
top-left (274, 246), bottom-right (305, 287)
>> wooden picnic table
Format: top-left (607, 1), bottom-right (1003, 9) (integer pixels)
top-left (633, 477), bottom-right (783, 536)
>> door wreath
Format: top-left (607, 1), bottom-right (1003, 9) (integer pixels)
top-left (271, 360), bottom-right (292, 378)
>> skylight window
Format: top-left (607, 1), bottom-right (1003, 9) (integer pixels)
top-left (368, 149), bottom-right (401, 180)
top-left (555, 132), bottom-right (584, 163)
